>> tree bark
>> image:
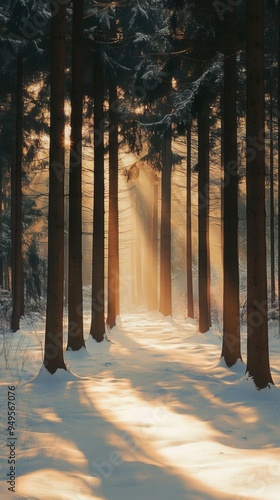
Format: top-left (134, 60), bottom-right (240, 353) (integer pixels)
top-left (197, 98), bottom-right (211, 333)
top-left (269, 84), bottom-right (275, 307)
top-left (159, 125), bottom-right (172, 316)
top-left (135, 191), bottom-right (143, 305)
top-left (221, 6), bottom-right (241, 366)
top-left (186, 125), bottom-right (194, 318)
top-left (148, 170), bottom-right (158, 311)
top-left (90, 43), bottom-right (105, 342)
top-left (278, 0), bottom-right (280, 333)
top-left (67, 0), bottom-right (85, 350)
top-left (130, 192), bottom-right (136, 305)
top-left (107, 82), bottom-right (120, 328)
top-left (11, 54), bottom-right (24, 332)
top-left (3, 186), bottom-right (9, 291)
top-left (0, 160), bottom-right (3, 288)
top-left (44, 3), bottom-right (67, 373)
top-left (246, 0), bottom-right (273, 388)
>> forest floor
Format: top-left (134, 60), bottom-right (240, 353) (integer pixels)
top-left (1, 306), bottom-right (280, 500)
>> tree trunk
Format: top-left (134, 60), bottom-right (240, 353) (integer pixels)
top-left (90, 43), bottom-right (105, 342)
top-left (146, 171), bottom-right (153, 311)
top-left (136, 196), bottom-right (143, 306)
top-left (269, 84), bottom-right (275, 307)
top-left (11, 54), bottom-right (23, 332)
top-left (107, 82), bottom-right (120, 328)
top-left (3, 184), bottom-right (9, 291)
top-left (186, 125), bottom-right (194, 318)
top-left (132, 186), bottom-right (144, 306)
top-left (64, 186), bottom-right (69, 309)
top-left (67, 0), bottom-right (85, 350)
top-left (220, 94), bottom-right (224, 268)
top-left (159, 125), bottom-right (172, 316)
top-left (153, 173), bottom-right (159, 310)
top-left (44, 3), bottom-right (67, 373)
top-left (197, 99), bottom-right (211, 333)
top-left (130, 193), bottom-right (136, 305)
top-left (148, 170), bottom-right (158, 311)
top-left (246, 0), bottom-right (273, 389)
top-left (64, 256), bottom-right (69, 305)
top-left (221, 6), bottom-right (241, 366)
top-left (0, 161), bottom-right (3, 288)
top-left (278, 0), bottom-right (280, 333)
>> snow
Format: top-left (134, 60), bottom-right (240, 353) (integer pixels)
top-left (1, 311), bottom-right (280, 499)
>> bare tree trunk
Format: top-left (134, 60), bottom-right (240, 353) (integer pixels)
top-left (186, 125), bottom-right (194, 318)
top-left (197, 98), bottom-right (211, 333)
top-left (107, 82), bottom-right (120, 328)
top-left (90, 43), bottom-right (105, 342)
top-left (147, 171), bottom-right (153, 311)
top-left (153, 173), bottom-right (159, 310)
top-left (221, 6), bottom-right (241, 366)
top-left (130, 193), bottom-right (136, 305)
top-left (269, 84), bottom-right (275, 307)
top-left (159, 125), bottom-right (172, 316)
top-left (67, 0), bottom-right (85, 350)
top-left (4, 264), bottom-right (10, 291)
top-left (11, 54), bottom-right (23, 332)
top-left (3, 183), bottom-right (8, 291)
top-left (0, 162), bottom-right (3, 288)
top-left (148, 170), bottom-right (158, 311)
top-left (64, 189), bottom-right (69, 309)
top-left (278, 0), bottom-right (280, 333)
top-left (136, 201), bottom-right (143, 305)
top-left (44, 3), bottom-right (67, 373)
top-left (246, 0), bottom-right (273, 389)
top-left (220, 94), bottom-right (224, 268)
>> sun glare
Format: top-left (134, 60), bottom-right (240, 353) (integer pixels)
top-left (64, 123), bottom-right (71, 148)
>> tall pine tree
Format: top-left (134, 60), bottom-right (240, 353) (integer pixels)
top-left (246, 0), bottom-right (273, 389)
top-left (44, 1), bottom-right (67, 373)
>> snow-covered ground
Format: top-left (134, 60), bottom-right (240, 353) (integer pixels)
top-left (1, 310), bottom-right (280, 500)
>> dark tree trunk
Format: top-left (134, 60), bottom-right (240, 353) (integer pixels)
top-left (152, 173), bottom-right (159, 310)
top-left (0, 162), bottom-right (3, 288)
top-left (197, 99), bottom-right (211, 333)
top-left (159, 125), bottom-right (172, 316)
top-left (107, 82), bottom-right (120, 328)
top-left (221, 6), bottom-right (241, 366)
top-left (4, 264), bottom-right (10, 291)
top-left (146, 171), bottom-right (153, 311)
top-left (246, 0), bottom-right (273, 389)
top-left (4, 184), bottom-right (9, 291)
top-left (64, 193), bottom-right (69, 309)
top-left (148, 170), bottom-right (158, 311)
top-left (90, 44), bottom-right (105, 342)
top-left (67, 0), bottom-right (85, 350)
top-left (11, 54), bottom-right (23, 332)
top-left (220, 94), bottom-right (224, 268)
top-left (186, 126), bottom-right (194, 319)
top-left (269, 85), bottom-right (275, 307)
top-left (278, 0), bottom-right (280, 333)
top-left (44, 3), bottom-right (67, 373)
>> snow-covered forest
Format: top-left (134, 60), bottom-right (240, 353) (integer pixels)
top-left (1, 0), bottom-right (280, 498)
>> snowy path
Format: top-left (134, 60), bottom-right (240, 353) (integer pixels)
top-left (1, 312), bottom-right (280, 499)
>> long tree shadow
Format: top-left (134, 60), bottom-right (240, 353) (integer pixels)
top-left (15, 369), bottom-right (233, 500)
top-left (13, 313), bottom-right (280, 500)
top-left (78, 314), bottom-right (280, 454)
